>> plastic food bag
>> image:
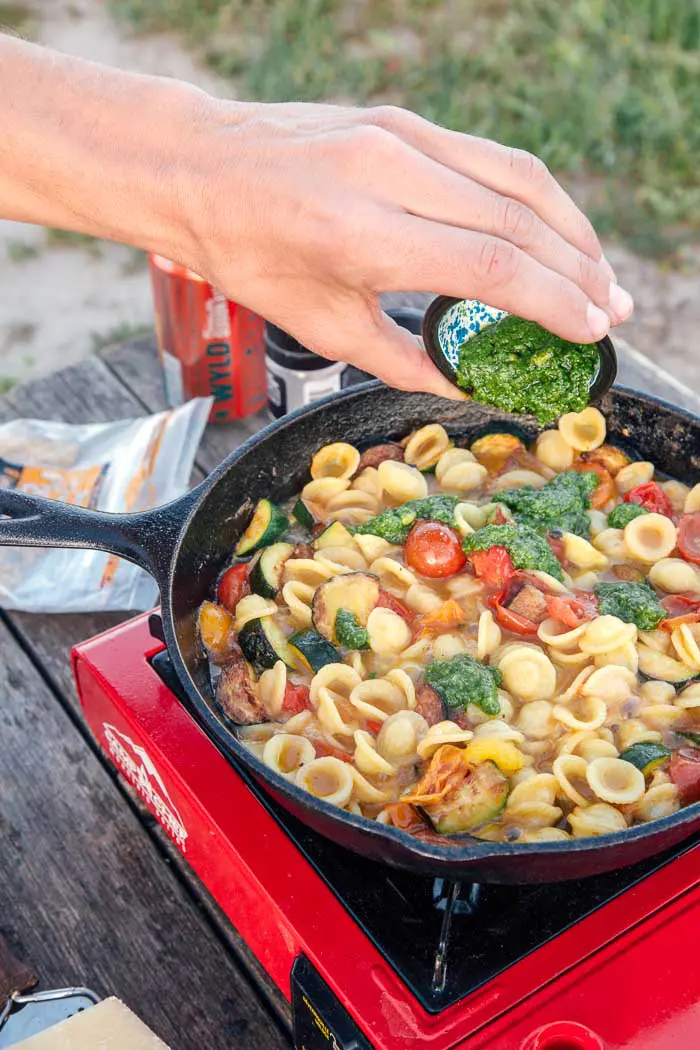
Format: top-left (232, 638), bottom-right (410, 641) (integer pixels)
top-left (0, 398), bottom-right (211, 613)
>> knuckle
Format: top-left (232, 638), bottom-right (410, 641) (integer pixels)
top-left (508, 147), bottom-right (550, 189)
top-left (367, 104), bottom-right (408, 133)
top-left (498, 198), bottom-right (535, 241)
top-left (353, 123), bottom-right (395, 155)
top-left (476, 237), bottom-right (518, 287)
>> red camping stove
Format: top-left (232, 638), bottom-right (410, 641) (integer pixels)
top-left (73, 613), bottom-right (700, 1050)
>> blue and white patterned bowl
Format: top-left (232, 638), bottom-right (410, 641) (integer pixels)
top-left (421, 295), bottom-right (617, 405)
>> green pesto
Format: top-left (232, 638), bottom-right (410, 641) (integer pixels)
top-left (352, 494), bottom-right (460, 545)
top-left (456, 316), bottom-right (600, 424)
top-left (497, 470), bottom-right (599, 538)
top-left (594, 581), bottom-right (666, 631)
top-left (334, 609), bottom-right (369, 650)
top-left (426, 654), bottom-right (502, 715)
top-left (607, 503), bottom-right (650, 529)
top-left (463, 523), bottom-right (564, 582)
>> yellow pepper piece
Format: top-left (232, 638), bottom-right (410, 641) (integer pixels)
top-left (463, 738), bottom-right (524, 775)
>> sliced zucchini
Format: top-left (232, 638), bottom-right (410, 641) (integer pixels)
top-left (288, 628), bottom-right (340, 673)
top-left (249, 542), bottom-right (294, 598)
top-left (235, 499), bottom-right (288, 557)
top-left (619, 742), bottom-right (671, 775)
top-left (238, 616), bottom-right (295, 674)
top-left (292, 498), bottom-right (315, 531)
top-left (424, 761), bottom-right (509, 835)
top-left (638, 645), bottom-right (698, 684)
top-left (335, 609), bottom-right (370, 650)
top-left (313, 521), bottom-right (354, 550)
top-left (312, 571), bottom-right (380, 643)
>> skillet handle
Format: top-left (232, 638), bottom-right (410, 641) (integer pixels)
top-left (0, 485), bottom-right (202, 591)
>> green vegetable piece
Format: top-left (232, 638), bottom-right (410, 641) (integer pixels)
top-left (424, 761), bottom-right (509, 834)
top-left (607, 503), bottom-right (650, 529)
top-left (335, 609), bottom-right (370, 650)
top-left (288, 629), bottom-right (340, 673)
top-left (497, 470), bottom-right (598, 538)
top-left (352, 494), bottom-right (460, 545)
top-left (292, 498), bottom-right (315, 530)
top-left (455, 315), bottom-right (600, 425)
top-left (464, 523), bottom-right (564, 582)
top-left (236, 499), bottom-right (288, 556)
top-left (594, 581), bottom-right (666, 631)
top-left (425, 654), bottom-right (502, 715)
top-left (677, 730), bottom-right (700, 747)
top-left (619, 742), bottom-right (671, 775)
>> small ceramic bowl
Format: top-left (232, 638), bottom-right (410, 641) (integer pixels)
top-left (422, 295), bottom-right (617, 404)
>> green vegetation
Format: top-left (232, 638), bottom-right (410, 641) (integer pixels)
top-left (0, 2), bottom-right (33, 31)
top-left (464, 523), bottom-right (565, 581)
top-left (6, 240), bottom-right (41, 263)
top-left (45, 228), bottom-right (104, 258)
top-left (109, 0), bottom-right (700, 257)
top-left (90, 322), bottom-right (153, 353)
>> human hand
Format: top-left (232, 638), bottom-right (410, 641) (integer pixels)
top-left (181, 100), bottom-right (633, 399)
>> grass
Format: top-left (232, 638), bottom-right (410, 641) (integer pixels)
top-left (109, 0), bottom-right (700, 259)
top-left (45, 228), bottom-right (104, 258)
top-left (90, 322), bottom-right (153, 353)
top-left (0, 2), bottom-right (33, 32)
top-left (6, 240), bottom-right (41, 263)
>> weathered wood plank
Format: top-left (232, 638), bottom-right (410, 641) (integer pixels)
top-left (0, 361), bottom-right (289, 1022)
top-left (0, 618), bottom-right (288, 1050)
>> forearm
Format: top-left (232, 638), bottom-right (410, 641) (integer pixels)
top-left (0, 35), bottom-right (211, 262)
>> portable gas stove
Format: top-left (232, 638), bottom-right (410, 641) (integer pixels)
top-left (73, 613), bottom-right (700, 1050)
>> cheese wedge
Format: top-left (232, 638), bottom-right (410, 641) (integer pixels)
top-left (14, 997), bottom-right (170, 1049)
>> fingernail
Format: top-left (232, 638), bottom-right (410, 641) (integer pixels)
top-left (587, 302), bottom-right (610, 342)
top-left (608, 282), bottom-right (634, 323)
top-left (600, 254), bottom-right (617, 283)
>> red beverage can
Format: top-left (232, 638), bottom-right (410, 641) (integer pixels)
top-left (149, 254), bottom-right (268, 423)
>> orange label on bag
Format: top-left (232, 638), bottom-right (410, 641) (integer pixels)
top-left (0, 458), bottom-right (106, 508)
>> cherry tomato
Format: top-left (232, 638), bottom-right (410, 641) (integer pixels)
top-left (217, 562), bottom-right (250, 611)
top-left (471, 546), bottom-right (515, 587)
top-left (366, 719), bottom-right (383, 736)
top-left (548, 594), bottom-right (598, 629)
top-left (661, 593), bottom-right (700, 618)
top-left (312, 741), bottom-right (354, 762)
top-left (491, 600), bottom-right (539, 635)
top-left (282, 682), bottom-right (311, 714)
top-left (574, 462), bottom-right (615, 509)
top-left (669, 749), bottom-right (700, 804)
top-left (404, 521), bottom-right (466, 578)
top-left (377, 591), bottom-right (415, 622)
top-left (624, 481), bottom-right (673, 518)
top-left (678, 512), bottom-right (700, 564)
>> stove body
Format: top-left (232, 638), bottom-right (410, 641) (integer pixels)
top-left (72, 614), bottom-right (700, 1050)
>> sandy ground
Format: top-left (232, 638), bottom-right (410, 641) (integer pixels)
top-left (0, 0), bottom-right (698, 394)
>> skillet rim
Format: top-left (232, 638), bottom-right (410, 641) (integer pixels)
top-left (159, 381), bottom-right (700, 871)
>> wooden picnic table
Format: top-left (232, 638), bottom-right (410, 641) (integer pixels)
top-left (0, 295), bottom-right (699, 1050)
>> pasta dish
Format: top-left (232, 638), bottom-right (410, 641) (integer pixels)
top-left (197, 407), bottom-right (700, 843)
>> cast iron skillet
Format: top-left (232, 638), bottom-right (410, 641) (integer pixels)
top-left (1, 382), bottom-right (699, 883)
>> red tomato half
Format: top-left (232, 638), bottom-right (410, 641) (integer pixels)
top-left (624, 481), bottom-right (673, 518)
top-left (678, 512), bottom-right (700, 564)
top-left (282, 682), bottom-right (311, 714)
top-left (548, 593), bottom-right (599, 628)
top-left (217, 562), bottom-right (250, 611)
top-left (471, 546), bottom-right (515, 587)
top-left (491, 599), bottom-right (539, 635)
top-left (669, 749), bottom-right (700, 804)
top-left (404, 521), bottom-right (466, 579)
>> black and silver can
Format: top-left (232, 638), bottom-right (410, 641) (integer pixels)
top-left (264, 324), bottom-right (347, 419)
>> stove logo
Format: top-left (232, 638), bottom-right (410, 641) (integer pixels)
top-left (103, 723), bottom-right (188, 852)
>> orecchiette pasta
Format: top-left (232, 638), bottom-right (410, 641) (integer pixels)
top-left (200, 416), bottom-right (700, 845)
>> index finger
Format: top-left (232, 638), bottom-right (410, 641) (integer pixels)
top-left (366, 107), bottom-right (612, 275)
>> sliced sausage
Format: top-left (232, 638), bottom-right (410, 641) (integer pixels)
top-left (216, 659), bottom-right (266, 725)
top-left (506, 584), bottom-right (549, 625)
top-left (357, 443), bottom-right (404, 472)
top-left (415, 684), bottom-right (446, 726)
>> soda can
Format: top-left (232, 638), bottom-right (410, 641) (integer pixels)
top-left (149, 254), bottom-right (268, 423)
